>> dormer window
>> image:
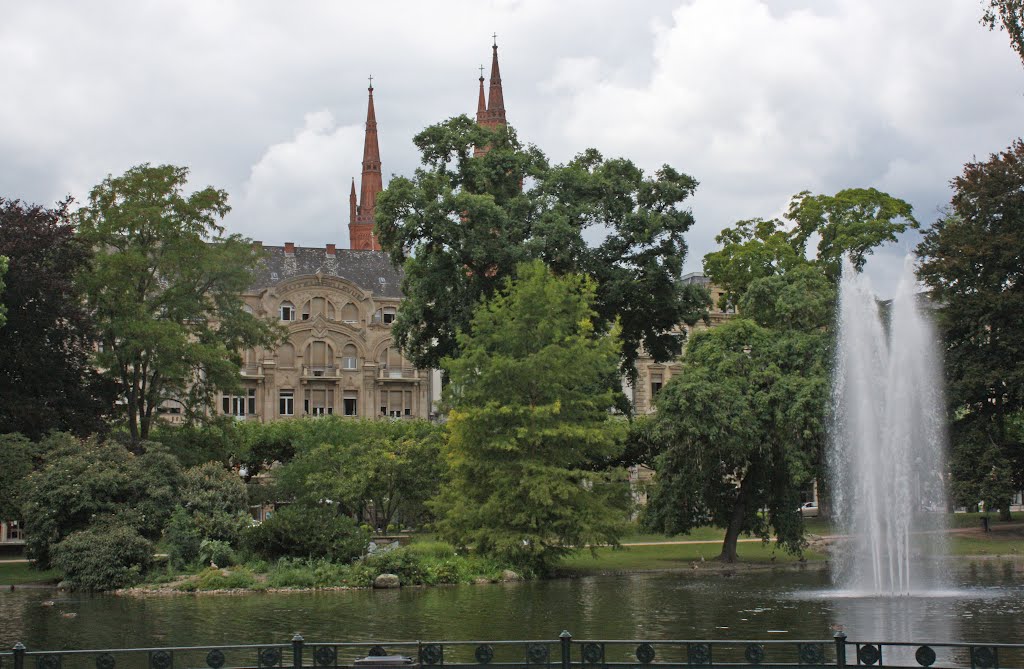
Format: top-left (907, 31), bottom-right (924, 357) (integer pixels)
top-left (373, 306), bottom-right (397, 324)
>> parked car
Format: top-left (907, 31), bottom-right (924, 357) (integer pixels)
top-left (799, 501), bottom-right (819, 518)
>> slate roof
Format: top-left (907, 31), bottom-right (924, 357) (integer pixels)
top-left (249, 245), bottom-right (404, 299)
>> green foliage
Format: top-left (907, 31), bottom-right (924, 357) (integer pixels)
top-left (275, 418), bottom-right (446, 528)
top-left (75, 164), bottom-right (283, 445)
top-left (981, 1), bottom-right (1024, 65)
top-left (180, 461), bottom-right (250, 543)
top-left (917, 139), bottom-right (1024, 519)
top-left (0, 254), bottom-right (6, 327)
top-left (704, 189), bottom-right (916, 307)
top-left (244, 504), bottom-right (370, 562)
top-left (20, 435), bottom-right (182, 568)
top-left (165, 506), bottom-right (202, 569)
top-left (51, 522), bottom-right (153, 591)
top-left (0, 433), bottom-right (38, 520)
top-left (376, 118), bottom-right (709, 378)
top-left (433, 261), bottom-right (630, 572)
top-left (179, 566), bottom-right (258, 591)
top-left (0, 198), bottom-right (114, 438)
top-left (199, 539), bottom-right (237, 567)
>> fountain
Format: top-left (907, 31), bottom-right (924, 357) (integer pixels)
top-left (828, 255), bottom-right (949, 596)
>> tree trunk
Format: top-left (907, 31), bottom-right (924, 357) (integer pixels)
top-left (719, 470), bottom-right (755, 563)
top-left (1000, 505), bottom-right (1012, 522)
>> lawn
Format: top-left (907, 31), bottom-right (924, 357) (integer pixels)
top-left (0, 561), bottom-right (60, 585)
top-left (556, 541), bottom-right (826, 575)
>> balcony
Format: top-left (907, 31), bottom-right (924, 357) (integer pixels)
top-left (378, 366), bottom-right (419, 380)
top-left (302, 365), bottom-right (337, 379)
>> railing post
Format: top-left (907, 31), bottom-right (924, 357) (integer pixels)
top-left (13, 642), bottom-right (26, 669)
top-left (292, 633), bottom-right (304, 669)
top-left (560, 631), bottom-right (572, 669)
top-left (833, 632), bottom-right (847, 669)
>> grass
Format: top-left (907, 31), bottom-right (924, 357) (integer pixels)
top-left (557, 541), bottom-right (826, 575)
top-left (0, 561), bottom-right (61, 585)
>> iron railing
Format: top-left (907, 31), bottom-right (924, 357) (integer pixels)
top-left (2, 632), bottom-right (1022, 669)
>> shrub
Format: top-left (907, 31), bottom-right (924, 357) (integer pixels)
top-left (182, 462), bottom-right (250, 544)
top-left (244, 505), bottom-right (369, 562)
top-left (364, 547), bottom-right (432, 585)
top-left (184, 566), bottom-right (257, 591)
top-left (165, 506), bottom-right (202, 569)
top-left (52, 523), bottom-right (153, 591)
top-left (199, 539), bottom-right (236, 567)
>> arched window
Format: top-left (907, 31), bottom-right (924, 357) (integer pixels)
top-left (379, 346), bottom-right (405, 378)
top-left (280, 301), bottom-right (296, 321)
top-left (373, 306), bottom-right (397, 324)
top-left (301, 297), bottom-right (331, 321)
top-left (342, 343), bottom-right (358, 370)
top-left (306, 340), bottom-right (334, 376)
top-left (341, 302), bottom-right (359, 323)
top-left (277, 342), bottom-right (295, 368)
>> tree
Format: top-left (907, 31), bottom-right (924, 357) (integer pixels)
top-left (704, 189), bottom-right (917, 309)
top-left (376, 117), bottom-right (709, 379)
top-left (432, 260), bottom-right (629, 572)
top-left (0, 198), bottom-right (115, 438)
top-left (917, 139), bottom-right (1024, 520)
top-left (75, 164), bottom-right (283, 445)
top-left (278, 419), bottom-right (446, 529)
top-left (643, 268), bottom-right (833, 562)
top-left (20, 435), bottom-right (182, 568)
top-left (982, 1), bottom-right (1024, 66)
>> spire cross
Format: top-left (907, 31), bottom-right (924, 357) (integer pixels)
top-left (368, 74), bottom-right (373, 89)
top-left (479, 64), bottom-right (484, 78)
top-left (492, 32), bottom-right (497, 46)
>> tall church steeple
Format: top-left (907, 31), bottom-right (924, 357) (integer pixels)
top-left (474, 37), bottom-right (508, 157)
top-left (349, 80), bottom-right (383, 251)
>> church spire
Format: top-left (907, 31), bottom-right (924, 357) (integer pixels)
top-left (476, 64), bottom-right (487, 122)
top-left (350, 79), bottom-right (382, 251)
top-left (486, 36), bottom-right (506, 126)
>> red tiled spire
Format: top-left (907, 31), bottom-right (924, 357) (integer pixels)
top-left (486, 39), bottom-right (506, 126)
top-left (476, 64), bottom-right (487, 122)
top-left (350, 79), bottom-right (382, 251)
top-left (348, 178), bottom-right (357, 225)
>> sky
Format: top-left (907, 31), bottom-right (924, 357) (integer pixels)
top-left (2, 0), bottom-right (1022, 297)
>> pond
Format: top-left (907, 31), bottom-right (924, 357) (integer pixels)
top-left (2, 561), bottom-right (1022, 652)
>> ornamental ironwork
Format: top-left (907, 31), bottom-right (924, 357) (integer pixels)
top-left (526, 644), bottom-right (549, 665)
top-left (420, 644), bottom-right (443, 666)
top-left (581, 643), bottom-right (603, 665)
top-left (259, 648), bottom-right (282, 668)
top-left (688, 643), bottom-right (711, 665)
top-left (205, 650), bottom-right (225, 669)
top-left (915, 646), bottom-right (936, 667)
top-left (314, 647), bottom-right (337, 667)
top-left (744, 644), bottom-right (764, 665)
top-left (798, 643), bottom-right (824, 665)
top-left (636, 644), bottom-right (656, 664)
top-left (37, 655), bottom-right (61, 669)
top-left (95, 655), bottom-right (115, 669)
top-left (474, 645), bottom-right (494, 665)
top-left (149, 651), bottom-right (172, 669)
top-left (971, 646), bottom-right (997, 669)
top-left (857, 645), bottom-right (880, 666)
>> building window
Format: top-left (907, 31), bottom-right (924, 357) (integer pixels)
top-left (304, 388), bottom-right (334, 416)
top-left (280, 301), bottom-right (295, 321)
top-left (344, 396), bottom-right (358, 416)
top-left (342, 343), bottom-right (358, 370)
top-left (650, 372), bottom-right (664, 400)
top-left (341, 302), bottom-right (359, 323)
top-left (279, 390), bottom-right (294, 416)
top-left (373, 306), bottom-right (397, 324)
top-left (380, 388), bottom-right (413, 418)
top-left (223, 388), bottom-right (256, 417)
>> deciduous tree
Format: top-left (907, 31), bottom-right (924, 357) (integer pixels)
top-left (376, 118), bottom-right (708, 379)
top-left (75, 165), bottom-right (282, 446)
top-left (982, 0), bottom-right (1024, 65)
top-left (432, 261), bottom-right (629, 572)
top-left (917, 139), bottom-right (1024, 520)
top-left (0, 198), bottom-right (115, 438)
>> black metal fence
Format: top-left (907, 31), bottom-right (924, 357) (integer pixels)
top-left (2, 632), bottom-right (1022, 669)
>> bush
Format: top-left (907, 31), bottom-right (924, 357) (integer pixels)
top-left (165, 506), bottom-right (202, 569)
top-left (244, 505), bottom-right (369, 562)
top-left (182, 462), bottom-right (250, 544)
top-left (180, 566), bottom-right (257, 591)
top-left (51, 523), bottom-right (153, 591)
top-left (199, 539), bottom-right (236, 567)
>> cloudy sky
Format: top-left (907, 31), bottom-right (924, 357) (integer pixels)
top-left (2, 0), bottom-right (1022, 296)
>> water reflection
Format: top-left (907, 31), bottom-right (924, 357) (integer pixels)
top-left (2, 563), bottom-right (1020, 651)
